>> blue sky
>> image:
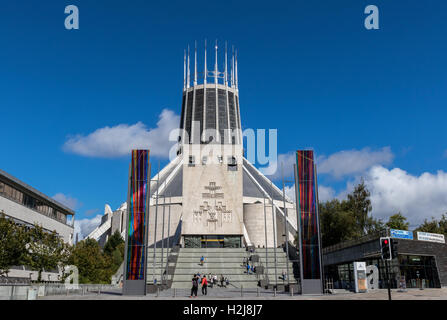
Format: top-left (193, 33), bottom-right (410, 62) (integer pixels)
top-left (1, 0), bottom-right (446, 236)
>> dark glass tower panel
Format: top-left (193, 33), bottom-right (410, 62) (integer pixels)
top-left (228, 92), bottom-right (236, 131)
top-left (180, 94), bottom-right (186, 130)
top-left (193, 89), bottom-right (204, 143)
top-left (235, 96), bottom-right (241, 129)
top-left (218, 89), bottom-right (228, 144)
top-left (184, 91), bottom-right (194, 143)
top-left (205, 89), bottom-right (217, 142)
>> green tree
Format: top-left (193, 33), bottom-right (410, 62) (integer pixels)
top-left (103, 230), bottom-right (124, 257)
top-left (415, 214), bottom-right (447, 236)
top-left (319, 199), bottom-right (357, 247)
top-left (68, 238), bottom-right (111, 284)
top-left (103, 230), bottom-right (125, 275)
top-left (0, 214), bottom-right (28, 276)
top-left (318, 181), bottom-right (386, 248)
top-left (346, 179), bottom-right (372, 237)
top-left (24, 224), bottom-right (69, 282)
top-left (386, 212), bottom-right (409, 230)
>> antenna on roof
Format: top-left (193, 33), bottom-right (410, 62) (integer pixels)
top-left (214, 39), bottom-right (218, 84)
top-left (194, 41), bottom-right (198, 86)
top-left (204, 39), bottom-right (207, 85)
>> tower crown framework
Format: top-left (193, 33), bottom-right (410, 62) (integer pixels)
top-left (183, 40), bottom-right (239, 89)
top-left (180, 40), bottom-right (242, 146)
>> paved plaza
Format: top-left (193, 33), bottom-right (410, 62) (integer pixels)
top-left (39, 287), bottom-right (447, 300)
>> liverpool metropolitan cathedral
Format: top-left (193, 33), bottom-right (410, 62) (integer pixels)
top-left (145, 42), bottom-right (297, 250)
top-left (88, 42), bottom-right (306, 291)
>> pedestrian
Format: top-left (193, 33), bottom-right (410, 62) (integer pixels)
top-left (220, 275), bottom-right (225, 287)
top-left (246, 263), bottom-right (251, 274)
top-left (282, 270), bottom-right (286, 281)
top-left (190, 274), bottom-right (199, 298)
top-left (225, 276), bottom-right (230, 287)
top-left (213, 274), bottom-right (218, 286)
top-left (201, 276), bottom-right (208, 295)
top-left (200, 256), bottom-right (204, 266)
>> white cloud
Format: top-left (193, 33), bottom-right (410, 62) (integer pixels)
top-left (284, 185), bottom-right (296, 202)
top-left (63, 109), bottom-right (180, 158)
top-left (317, 147), bottom-right (394, 179)
top-left (318, 185), bottom-right (336, 203)
top-left (52, 193), bottom-right (78, 210)
top-left (276, 147), bottom-right (447, 228)
top-left (264, 152), bottom-right (296, 180)
top-left (365, 166), bottom-right (447, 226)
top-left (73, 214), bottom-right (102, 241)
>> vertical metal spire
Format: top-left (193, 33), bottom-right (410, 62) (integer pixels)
top-left (204, 39), bottom-right (207, 85)
top-left (183, 49), bottom-right (186, 90)
top-left (224, 42), bottom-right (228, 87)
top-left (235, 49), bottom-right (239, 89)
top-left (194, 41), bottom-right (198, 86)
top-left (186, 45), bottom-right (190, 89)
top-left (231, 46), bottom-right (235, 88)
top-left (214, 39), bottom-right (218, 85)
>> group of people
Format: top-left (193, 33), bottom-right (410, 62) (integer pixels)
top-left (190, 273), bottom-right (230, 297)
top-left (243, 256), bottom-right (257, 275)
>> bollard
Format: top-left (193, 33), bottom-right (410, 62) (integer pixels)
top-left (290, 286), bottom-right (294, 297)
top-left (82, 286), bottom-right (85, 296)
top-left (173, 288), bottom-right (176, 298)
top-left (156, 286), bottom-right (160, 297)
top-left (98, 285), bottom-right (101, 295)
top-left (10, 286), bottom-right (15, 300)
top-left (274, 287), bottom-right (277, 297)
top-left (241, 285), bottom-right (243, 297)
top-left (257, 287), bottom-right (260, 297)
top-left (66, 288), bottom-right (69, 296)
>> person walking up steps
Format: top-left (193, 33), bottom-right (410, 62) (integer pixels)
top-left (201, 276), bottom-right (208, 295)
top-left (220, 274), bottom-right (225, 287)
top-left (190, 274), bottom-right (199, 298)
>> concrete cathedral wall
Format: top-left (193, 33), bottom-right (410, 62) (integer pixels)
top-left (147, 203), bottom-right (182, 248)
top-left (181, 145), bottom-right (244, 237)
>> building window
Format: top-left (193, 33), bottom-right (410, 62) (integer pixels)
top-left (188, 156), bottom-right (195, 167)
top-left (227, 156), bottom-right (237, 171)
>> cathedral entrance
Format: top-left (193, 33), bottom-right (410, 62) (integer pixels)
top-left (183, 235), bottom-right (242, 248)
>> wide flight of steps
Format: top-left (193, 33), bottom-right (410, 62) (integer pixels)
top-left (168, 247), bottom-right (298, 289)
top-left (146, 248), bottom-right (176, 287)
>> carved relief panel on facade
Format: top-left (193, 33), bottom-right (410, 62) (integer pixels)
top-left (193, 182), bottom-right (232, 231)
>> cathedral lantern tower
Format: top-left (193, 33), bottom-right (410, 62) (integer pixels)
top-left (143, 40), bottom-right (296, 252)
top-left (178, 40), bottom-right (244, 247)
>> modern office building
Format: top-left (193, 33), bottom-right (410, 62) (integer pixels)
top-left (323, 230), bottom-right (447, 289)
top-left (0, 169), bottom-right (75, 282)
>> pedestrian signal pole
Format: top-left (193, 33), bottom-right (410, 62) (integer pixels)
top-left (380, 237), bottom-right (392, 301)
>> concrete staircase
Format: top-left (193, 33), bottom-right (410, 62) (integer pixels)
top-left (168, 247), bottom-right (298, 289)
top-left (257, 248), bottom-right (299, 289)
top-left (146, 248), bottom-right (176, 287)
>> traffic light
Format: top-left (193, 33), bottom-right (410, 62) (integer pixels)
top-left (391, 239), bottom-right (398, 259)
top-left (380, 237), bottom-right (391, 260)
